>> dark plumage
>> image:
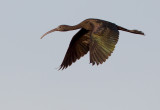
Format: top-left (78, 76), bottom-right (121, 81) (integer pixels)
top-left (41, 18), bottom-right (144, 70)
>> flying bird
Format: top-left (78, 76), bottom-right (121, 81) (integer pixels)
top-left (41, 18), bottom-right (144, 70)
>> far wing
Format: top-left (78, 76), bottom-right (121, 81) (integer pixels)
top-left (89, 24), bottom-right (119, 65)
top-left (59, 28), bottom-right (90, 70)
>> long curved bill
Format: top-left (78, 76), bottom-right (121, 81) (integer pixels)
top-left (40, 28), bottom-right (58, 39)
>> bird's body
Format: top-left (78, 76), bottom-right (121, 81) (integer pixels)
top-left (41, 18), bottom-right (144, 70)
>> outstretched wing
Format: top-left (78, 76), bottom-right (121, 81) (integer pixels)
top-left (89, 24), bottom-right (119, 65)
top-left (59, 28), bottom-right (90, 70)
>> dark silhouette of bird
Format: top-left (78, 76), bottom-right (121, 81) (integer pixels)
top-left (41, 18), bottom-right (144, 70)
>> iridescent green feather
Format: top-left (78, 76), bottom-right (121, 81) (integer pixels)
top-left (89, 24), bottom-right (119, 65)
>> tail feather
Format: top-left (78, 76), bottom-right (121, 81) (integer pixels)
top-left (117, 25), bottom-right (145, 35)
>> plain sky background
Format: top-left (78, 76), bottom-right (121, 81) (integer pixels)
top-left (0, 0), bottom-right (160, 110)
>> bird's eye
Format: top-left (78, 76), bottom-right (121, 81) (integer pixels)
top-left (58, 26), bottom-right (61, 28)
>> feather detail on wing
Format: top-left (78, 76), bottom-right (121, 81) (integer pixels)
top-left (59, 28), bottom-right (90, 70)
top-left (89, 24), bottom-right (119, 65)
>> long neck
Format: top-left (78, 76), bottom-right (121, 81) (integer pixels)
top-left (65, 23), bottom-right (82, 31)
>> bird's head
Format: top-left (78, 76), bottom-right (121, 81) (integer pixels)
top-left (56, 25), bottom-right (69, 31)
top-left (40, 25), bottom-right (69, 39)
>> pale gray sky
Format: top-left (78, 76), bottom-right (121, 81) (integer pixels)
top-left (0, 0), bottom-right (160, 110)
